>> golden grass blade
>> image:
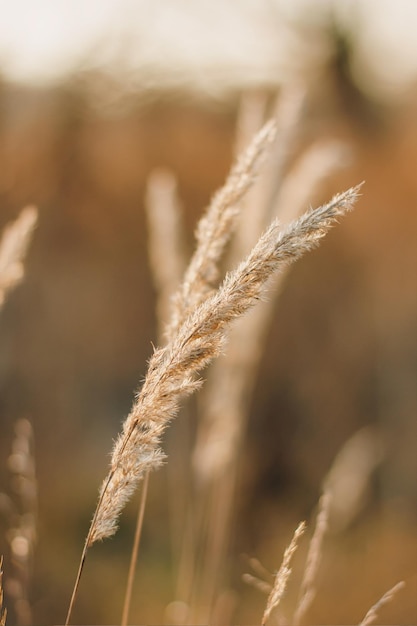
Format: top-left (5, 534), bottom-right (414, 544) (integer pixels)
top-left (121, 472), bottom-right (150, 626)
top-left (193, 139), bottom-right (349, 489)
top-left (0, 207), bottom-right (37, 309)
top-left (167, 118), bottom-right (277, 338)
top-left (293, 490), bottom-right (331, 626)
top-left (323, 427), bottom-right (384, 532)
top-left (358, 581), bottom-right (405, 626)
top-left (242, 571), bottom-right (272, 595)
top-left (273, 140), bottom-right (349, 226)
top-left (64, 534), bottom-right (88, 625)
top-left (247, 556), bottom-right (274, 583)
top-left (188, 91), bottom-right (333, 621)
top-left (172, 92), bottom-right (271, 619)
top-left (145, 168), bottom-right (187, 338)
top-left (90, 184), bottom-right (361, 547)
top-left (145, 166), bottom-right (191, 561)
top-left (259, 83), bottom-right (307, 220)
top-left (66, 184), bottom-right (360, 623)
top-left (262, 521), bottom-right (306, 626)
top-left (242, 552), bottom-right (274, 595)
top-left (233, 90), bottom-right (270, 158)
top-left (0, 557), bottom-right (6, 626)
top-left (4, 419), bottom-right (37, 626)
top-left (229, 84), bottom-right (306, 267)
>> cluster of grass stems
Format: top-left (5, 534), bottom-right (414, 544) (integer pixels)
top-left (0, 87), bottom-right (405, 625)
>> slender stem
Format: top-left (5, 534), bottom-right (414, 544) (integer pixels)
top-left (64, 542), bottom-right (87, 626)
top-left (121, 471), bottom-right (150, 626)
top-left (197, 464), bottom-right (236, 623)
top-left (65, 468), bottom-right (115, 625)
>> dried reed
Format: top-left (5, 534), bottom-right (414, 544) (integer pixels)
top-left (193, 139), bottom-right (348, 487)
top-left (243, 84), bottom-right (307, 226)
top-left (323, 427), bottom-right (384, 532)
top-left (244, 448), bottom-right (405, 625)
top-left (0, 207), bottom-right (38, 309)
top-left (0, 208), bottom-right (37, 626)
top-left (170, 92), bottom-right (276, 622)
top-left (181, 88), bottom-right (306, 622)
top-left (68, 115), bottom-right (279, 624)
top-left (120, 169), bottom-right (186, 626)
top-left (120, 472), bottom-right (149, 626)
top-left (242, 573), bottom-right (273, 596)
top-left (166, 118), bottom-right (277, 339)
top-left (293, 490), bottom-right (331, 626)
top-left (66, 183), bottom-right (360, 623)
top-left (124, 105), bottom-right (289, 624)
top-left (261, 521), bottom-right (306, 626)
top-left (3, 419), bottom-right (37, 626)
top-left (189, 139), bottom-right (348, 622)
top-left (358, 581), bottom-right (405, 626)
top-left (93, 184), bottom-right (360, 544)
top-left (145, 168), bottom-right (187, 336)
top-left (0, 557), bottom-right (6, 626)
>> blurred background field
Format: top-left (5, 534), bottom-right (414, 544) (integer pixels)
top-left (0, 1), bottom-right (416, 624)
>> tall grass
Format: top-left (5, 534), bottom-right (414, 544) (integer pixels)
top-left (62, 86), bottom-right (361, 621)
top-left (0, 95), bottom-right (406, 626)
top-left (0, 207), bottom-right (37, 310)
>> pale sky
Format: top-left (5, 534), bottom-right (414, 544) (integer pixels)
top-left (0, 0), bottom-right (415, 99)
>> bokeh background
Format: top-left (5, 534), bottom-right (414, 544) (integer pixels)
top-left (0, 0), bottom-right (416, 623)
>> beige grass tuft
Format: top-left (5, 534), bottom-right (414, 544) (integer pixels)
top-left (0, 557), bottom-right (6, 626)
top-left (193, 140), bottom-right (348, 487)
top-left (145, 168), bottom-right (187, 339)
top-left (358, 581), bottom-right (405, 626)
top-left (261, 521), bottom-right (306, 626)
top-left (89, 183), bottom-right (361, 547)
top-left (293, 490), bottom-right (331, 626)
top-left (2, 419), bottom-right (37, 626)
top-left (167, 118), bottom-right (277, 339)
top-left (0, 207), bottom-right (38, 308)
top-left (66, 182), bottom-right (360, 624)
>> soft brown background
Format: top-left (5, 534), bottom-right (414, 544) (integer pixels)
top-left (0, 6), bottom-right (416, 624)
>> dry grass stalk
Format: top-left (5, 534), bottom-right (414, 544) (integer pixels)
top-left (323, 427), bottom-right (384, 532)
top-left (272, 140), bottom-right (349, 226)
top-left (187, 95), bottom-right (342, 622)
top-left (228, 85), bottom-right (306, 268)
top-left (192, 140), bottom-right (348, 486)
top-left (120, 472), bottom-right (149, 626)
top-left (0, 557), bottom-right (6, 626)
top-left (191, 165), bottom-right (354, 621)
top-left (293, 490), bottom-right (331, 626)
top-left (0, 419), bottom-right (37, 626)
top-left (145, 168), bottom-right (187, 339)
top-left (262, 521), bottom-right (306, 626)
top-left (145, 166), bottom-right (196, 616)
top-left (172, 93), bottom-right (272, 620)
top-left (66, 184), bottom-right (360, 623)
top-left (189, 139), bottom-right (348, 621)
top-left (242, 573), bottom-right (272, 596)
top-left (91, 184), bottom-right (360, 545)
top-left (257, 84), bottom-right (307, 222)
top-left (358, 581), bottom-right (405, 626)
top-left (0, 207), bottom-right (38, 309)
top-left (211, 588), bottom-right (238, 626)
top-left (233, 91), bottom-right (270, 158)
top-left (247, 556), bottom-right (275, 583)
top-left (242, 557), bottom-right (273, 595)
top-left (225, 90), bottom-right (271, 266)
top-left (157, 97), bottom-right (312, 619)
top-left (166, 118), bottom-right (277, 339)
top-left (145, 110), bottom-right (279, 620)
